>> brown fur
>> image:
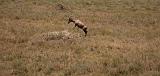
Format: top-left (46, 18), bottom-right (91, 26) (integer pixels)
top-left (68, 18), bottom-right (88, 36)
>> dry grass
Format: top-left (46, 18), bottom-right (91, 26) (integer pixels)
top-left (0, 0), bottom-right (160, 76)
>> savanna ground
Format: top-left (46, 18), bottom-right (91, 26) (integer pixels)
top-left (0, 0), bottom-right (160, 76)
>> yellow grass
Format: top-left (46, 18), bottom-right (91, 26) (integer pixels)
top-left (0, 0), bottom-right (160, 76)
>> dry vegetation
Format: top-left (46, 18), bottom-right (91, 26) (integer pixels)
top-left (0, 0), bottom-right (160, 76)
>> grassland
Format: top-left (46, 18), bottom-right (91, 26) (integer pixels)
top-left (0, 0), bottom-right (160, 76)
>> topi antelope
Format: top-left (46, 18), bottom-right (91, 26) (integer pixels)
top-left (68, 17), bottom-right (88, 36)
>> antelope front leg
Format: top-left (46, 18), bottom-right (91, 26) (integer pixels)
top-left (73, 24), bottom-right (77, 29)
